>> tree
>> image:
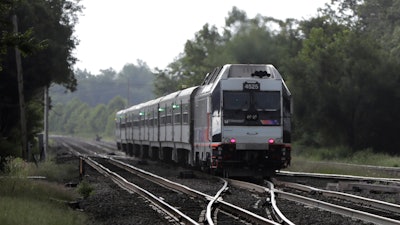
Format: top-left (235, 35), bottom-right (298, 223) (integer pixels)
top-left (0, 0), bottom-right (81, 159)
top-left (154, 6), bottom-right (301, 95)
top-left (153, 68), bottom-right (180, 97)
top-left (118, 62), bottom-right (154, 105)
top-left (105, 96), bottom-right (126, 137)
top-left (288, 5), bottom-right (400, 153)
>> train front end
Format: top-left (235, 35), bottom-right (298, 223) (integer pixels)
top-left (211, 64), bottom-right (292, 177)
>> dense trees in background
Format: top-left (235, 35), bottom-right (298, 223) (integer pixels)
top-left (2, 0), bottom-right (400, 159)
top-left (0, 0), bottom-right (81, 159)
top-left (48, 62), bottom-right (153, 137)
top-left (286, 0), bottom-right (400, 154)
top-left (50, 61), bottom-right (154, 107)
top-left (152, 0), bottom-right (400, 155)
top-left (49, 96), bottom-right (126, 138)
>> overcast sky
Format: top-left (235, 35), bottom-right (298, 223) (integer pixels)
top-left (73, 0), bottom-right (329, 74)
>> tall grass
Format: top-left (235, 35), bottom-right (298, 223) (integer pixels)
top-left (289, 145), bottom-right (400, 177)
top-left (0, 196), bottom-right (86, 225)
top-left (0, 157), bottom-right (88, 225)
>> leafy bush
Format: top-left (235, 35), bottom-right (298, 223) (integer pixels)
top-left (3, 157), bottom-right (30, 177)
top-left (0, 140), bottom-right (20, 172)
top-left (31, 159), bottom-right (79, 182)
top-left (77, 180), bottom-right (94, 198)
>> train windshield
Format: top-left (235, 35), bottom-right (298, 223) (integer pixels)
top-left (223, 92), bottom-right (250, 110)
top-left (223, 91), bottom-right (281, 126)
top-left (253, 92), bottom-right (280, 111)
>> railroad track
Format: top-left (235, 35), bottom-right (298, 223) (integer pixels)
top-left (227, 178), bottom-right (400, 225)
top-left (276, 171), bottom-right (400, 204)
top-left (56, 137), bottom-right (285, 224)
top-left (86, 156), bottom-right (286, 224)
top-left (277, 170), bottom-right (400, 185)
top-left (53, 136), bottom-right (400, 224)
top-left (275, 180), bottom-right (400, 221)
top-left (273, 172), bottom-right (400, 224)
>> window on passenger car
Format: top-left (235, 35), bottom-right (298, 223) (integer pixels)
top-left (160, 116), bottom-right (165, 125)
top-left (174, 114), bottom-right (181, 124)
top-left (183, 113), bottom-right (189, 124)
top-left (166, 115), bottom-right (172, 124)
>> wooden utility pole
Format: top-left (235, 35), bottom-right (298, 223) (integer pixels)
top-left (43, 86), bottom-right (49, 161)
top-left (13, 14), bottom-right (28, 160)
top-left (127, 77), bottom-right (130, 107)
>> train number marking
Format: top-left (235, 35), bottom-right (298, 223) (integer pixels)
top-left (243, 82), bottom-right (260, 90)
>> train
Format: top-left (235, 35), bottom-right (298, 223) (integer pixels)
top-left (115, 64), bottom-right (292, 177)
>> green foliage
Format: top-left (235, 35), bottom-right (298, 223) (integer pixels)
top-left (290, 147), bottom-right (400, 177)
top-left (77, 180), bottom-right (94, 198)
top-left (287, 3), bottom-right (400, 153)
top-left (0, 196), bottom-right (87, 225)
top-left (289, 155), bottom-right (399, 178)
top-left (0, 139), bottom-right (20, 169)
top-left (153, 68), bottom-right (181, 97)
top-left (51, 62), bottom-right (154, 106)
top-left (0, 0), bottom-right (82, 158)
top-left (48, 1), bottom-right (400, 157)
top-left (0, 178), bottom-right (86, 225)
top-left (0, 178), bottom-right (76, 201)
top-left (0, 1), bottom-right (45, 71)
top-left (88, 104), bottom-right (107, 133)
top-left (294, 145), bottom-right (353, 161)
top-left (151, 2), bottom-right (400, 155)
top-left (2, 157), bottom-right (30, 177)
top-left (30, 158), bottom-right (79, 182)
top-left (348, 149), bottom-right (400, 167)
top-left (0, 146), bottom-right (87, 225)
top-left (49, 95), bottom-right (127, 138)
top-left (153, 7), bottom-right (299, 94)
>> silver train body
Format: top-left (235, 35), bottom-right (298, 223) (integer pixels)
top-left (115, 64), bottom-right (292, 177)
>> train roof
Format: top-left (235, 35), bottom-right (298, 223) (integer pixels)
top-left (163, 91), bottom-right (180, 101)
top-left (201, 64), bottom-right (284, 86)
top-left (159, 86), bottom-right (199, 102)
top-left (176, 86), bottom-right (198, 98)
top-left (223, 64), bottom-right (283, 79)
top-left (144, 96), bottom-right (163, 107)
top-left (115, 109), bottom-right (126, 117)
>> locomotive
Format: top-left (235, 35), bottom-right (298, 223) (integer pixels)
top-left (115, 64), bottom-right (292, 177)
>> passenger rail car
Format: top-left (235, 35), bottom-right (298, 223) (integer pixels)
top-left (115, 64), bottom-right (292, 177)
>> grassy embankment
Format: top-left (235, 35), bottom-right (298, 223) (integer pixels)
top-left (0, 154), bottom-right (89, 225)
top-left (288, 145), bottom-right (400, 178)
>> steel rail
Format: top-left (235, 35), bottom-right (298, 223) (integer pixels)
top-left (63, 139), bottom-right (280, 225)
top-left (83, 156), bottom-right (200, 225)
top-left (275, 180), bottom-right (400, 215)
top-left (206, 178), bottom-right (228, 225)
top-left (228, 179), bottom-right (295, 225)
top-left (275, 189), bottom-right (400, 225)
top-left (277, 171), bottom-right (400, 184)
top-left (217, 199), bottom-right (281, 225)
top-left (108, 158), bottom-right (214, 200)
top-left (59, 141), bottom-right (200, 224)
top-left (109, 158), bottom-right (280, 225)
top-left (265, 180), bottom-right (296, 225)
